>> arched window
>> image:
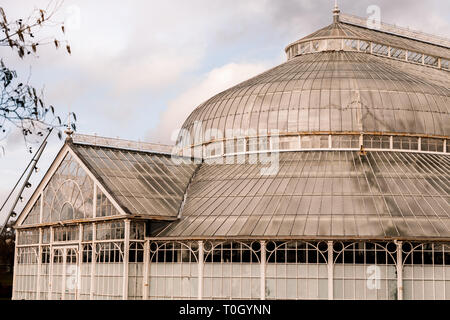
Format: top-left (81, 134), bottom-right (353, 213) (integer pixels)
top-left (42, 152), bottom-right (94, 223)
top-left (61, 202), bottom-right (74, 221)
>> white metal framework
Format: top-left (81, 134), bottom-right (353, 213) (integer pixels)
top-left (177, 133), bottom-right (449, 161)
top-left (14, 236), bottom-right (450, 300)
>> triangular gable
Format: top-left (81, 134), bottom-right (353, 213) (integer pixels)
top-left (16, 142), bottom-right (127, 227)
top-left (69, 143), bottom-right (199, 220)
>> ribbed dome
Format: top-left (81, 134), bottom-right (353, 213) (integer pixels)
top-left (179, 20), bottom-right (450, 149)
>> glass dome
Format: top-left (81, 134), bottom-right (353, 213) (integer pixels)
top-left (178, 18), bottom-right (450, 154)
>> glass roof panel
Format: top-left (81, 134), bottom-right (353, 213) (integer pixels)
top-left (72, 144), bottom-right (198, 218)
top-left (154, 151), bottom-right (449, 239)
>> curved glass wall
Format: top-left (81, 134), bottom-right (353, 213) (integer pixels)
top-left (180, 50), bottom-right (449, 149)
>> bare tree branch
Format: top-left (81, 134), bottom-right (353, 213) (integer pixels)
top-left (0, 1), bottom-right (75, 152)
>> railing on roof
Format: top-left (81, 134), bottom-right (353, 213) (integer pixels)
top-left (72, 133), bottom-right (174, 154)
top-left (285, 37), bottom-right (450, 71)
top-left (340, 13), bottom-right (450, 48)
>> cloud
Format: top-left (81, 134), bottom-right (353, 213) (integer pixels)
top-left (103, 47), bottom-right (205, 95)
top-left (149, 61), bottom-right (270, 144)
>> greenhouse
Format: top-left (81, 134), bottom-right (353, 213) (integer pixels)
top-left (12, 7), bottom-right (450, 300)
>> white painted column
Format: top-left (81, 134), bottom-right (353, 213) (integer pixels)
top-left (90, 186), bottom-right (97, 300)
top-left (36, 228), bottom-right (43, 300)
top-left (143, 240), bottom-right (149, 300)
top-left (328, 241), bottom-right (334, 300)
top-left (77, 224), bottom-right (83, 300)
top-left (396, 241), bottom-right (403, 300)
top-left (90, 223), bottom-right (96, 300)
top-left (37, 195), bottom-right (43, 299)
top-left (93, 184), bottom-right (97, 218)
top-left (198, 240), bottom-right (204, 300)
top-left (11, 231), bottom-right (19, 300)
top-left (48, 227), bottom-right (54, 300)
top-left (260, 240), bottom-right (266, 300)
top-left (62, 249), bottom-right (67, 300)
top-left (122, 220), bottom-right (130, 300)
top-left (39, 193), bottom-right (43, 224)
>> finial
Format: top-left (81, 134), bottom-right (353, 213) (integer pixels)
top-left (64, 126), bottom-right (74, 140)
top-left (65, 111), bottom-right (74, 141)
top-left (333, 0), bottom-right (340, 23)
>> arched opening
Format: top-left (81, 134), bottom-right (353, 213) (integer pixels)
top-left (61, 202), bottom-right (74, 221)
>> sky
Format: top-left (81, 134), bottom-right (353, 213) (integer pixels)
top-left (0, 0), bottom-right (449, 225)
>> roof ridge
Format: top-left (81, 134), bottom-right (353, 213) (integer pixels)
top-left (72, 133), bottom-right (174, 155)
top-left (340, 13), bottom-right (450, 49)
top-left (72, 141), bottom-right (171, 157)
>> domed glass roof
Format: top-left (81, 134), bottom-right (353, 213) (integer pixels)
top-left (179, 15), bottom-right (450, 151)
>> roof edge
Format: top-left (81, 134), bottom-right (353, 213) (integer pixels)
top-left (340, 13), bottom-right (450, 49)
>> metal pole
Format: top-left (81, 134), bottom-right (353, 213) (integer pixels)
top-left (0, 140), bottom-right (48, 235)
top-left (1, 128), bottom-right (53, 234)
